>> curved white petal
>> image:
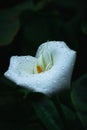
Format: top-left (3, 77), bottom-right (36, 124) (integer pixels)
top-left (4, 41), bottom-right (76, 95)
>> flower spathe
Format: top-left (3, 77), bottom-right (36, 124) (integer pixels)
top-left (4, 41), bottom-right (76, 95)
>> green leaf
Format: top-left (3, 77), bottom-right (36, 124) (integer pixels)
top-left (28, 93), bottom-right (64, 130)
top-left (0, 0), bottom-right (49, 46)
top-left (52, 93), bottom-right (84, 130)
top-left (71, 74), bottom-right (87, 129)
top-left (14, 0), bottom-right (49, 13)
top-left (60, 103), bottom-right (84, 130)
top-left (0, 9), bottom-right (20, 46)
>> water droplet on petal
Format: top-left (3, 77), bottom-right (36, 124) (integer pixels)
top-left (61, 66), bottom-right (65, 70)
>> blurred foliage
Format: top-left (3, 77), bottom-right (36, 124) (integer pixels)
top-left (71, 74), bottom-right (87, 129)
top-left (0, 0), bottom-right (87, 130)
top-left (0, 9), bottom-right (20, 45)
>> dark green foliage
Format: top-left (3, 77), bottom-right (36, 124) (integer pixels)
top-left (30, 93), bottom-right (63, 130)
top-left (0, 0), bottom-right (49, 46)
top-left (0, 9), bottom-right (20, 45)
top-left (71, 74), bottom-right (87, 129)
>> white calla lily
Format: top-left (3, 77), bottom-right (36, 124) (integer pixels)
top-left (4, 41), bottom-right (76, 95)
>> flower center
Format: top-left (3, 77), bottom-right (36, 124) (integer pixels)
top-left (33, 44), bottom-right (53, 74)
top-left (37, 65), bottom-right (43, 73)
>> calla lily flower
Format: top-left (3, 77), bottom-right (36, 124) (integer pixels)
top-left (4, 41), bottom-right (76, 95)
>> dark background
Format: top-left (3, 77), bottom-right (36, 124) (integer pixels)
top-left (0, 0), bottom-right (87, 130)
